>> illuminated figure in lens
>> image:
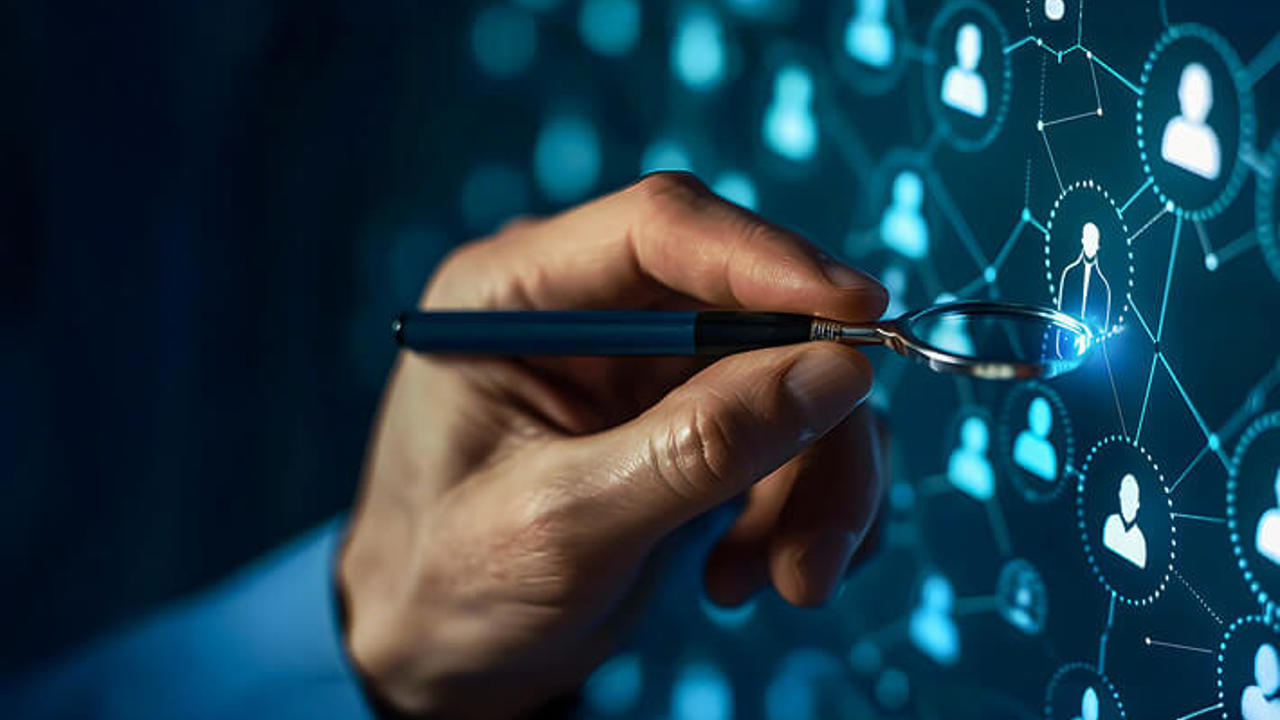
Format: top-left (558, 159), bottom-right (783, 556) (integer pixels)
top-left (845, 0), bottom-right (894, 69)
top-left (948, 416), bottom-right (994, 501)
top-left (1161, 63), bottom-right (1222, 180)
top-left (1103, 473), bottom-right (1147, 569)
top-left (1242, 643), bottom-right (1280, 720)
top-left (1073, 687), bottom-right (1099, 720)
top-left (879, 170), bottom-right (929, 259)
top-left (927, 315), bottom-right (974, 356)
top-left (1014, 396), bottom-right (1057, 482)
top-left (1056, 222), bottom-right (1111, 332)
top-left (763, 64), bottom-right (817, 162)
top-left (1044, 0), bottom-right (1065, 21)
top-left (880, 263), bottom-right (909, 318)
top-left (941, 23), bottom-right (988, 118)
top-left (1254, 468), bottom-right (1280, 566)
top-left (909, 574), bottom-right (959, 665)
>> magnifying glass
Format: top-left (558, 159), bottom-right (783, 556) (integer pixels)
top-left (393, 300), bottom-right (1096, 381)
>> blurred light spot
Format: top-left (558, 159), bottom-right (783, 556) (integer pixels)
top-left (641, 138), bottom-right (693, 174)
top-left (672, 5), bottom-right (726, 91)
top-left (460, 162), bottom-right (529, 234)
top-left (725, 0), bottom-right (788, 20)
top-left (712, 170), bottom-right (757, 210)
top-left (889, 480), bottom-right (915, 511)
top-left (534, 112), bottom-right (601, 203)
top-left (579, 0), bottom-right (641, 57)
top-left (765, 649), bottom-right (848, 720)
top-left (875, 668), bottom-right (910, 710)
top-left (848, 640), bottom-right (882, 675)
top-left (471, 6), bottom-right (537, 79)
top-left (699, 593), bottom-right (757, 629)
top-left (672, 661), bottom-right (733, 720)
top-left (763, 63), bottom-right (817, 162)
top-left (584, 653), bottom-right (643, 715)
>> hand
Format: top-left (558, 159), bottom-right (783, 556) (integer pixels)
top-left (339, 173), bottom-right (889, 718)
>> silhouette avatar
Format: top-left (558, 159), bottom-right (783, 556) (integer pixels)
top-left (948, 416), bottom-right (994, 501)
top-left (1161, 62), bottom-right (1221, 180)
top-left (846, 0), bottom-right (895, 69)
top-left (1103, 473), bottom-right (1147, 569)
top-left (1255, 468), bottom-right (1280, 566)
top-left (1056, 222), bottom-right (1112, 332)
top-left (764, 64), bottom-right (817, 162)
top-left (1243, 643), bottom-right (1280, 720)
top-left (880, 170), bottom-right (929, 259)
top-left (909, 574), bottom-right (960, 665)
top-left (1014, 396), bottom-right (1058, 482)
top-left (1073, 687), bottom-right (1099, 720)
top-left (941, 23), bottom-right (988, 118)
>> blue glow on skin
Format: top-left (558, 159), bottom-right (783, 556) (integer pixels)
top-left (640, 138), bottom-right (693, 174)
top-left (699, 593), bottom-right (758, 629)
top-left (712, 170), bottom-right (758, 210)
top-left (579, 0), bottom-right (641, 58)
top-left (471, 6), bottom-right (537, 79)
top-left (671, 661), bottom-right (733, 720)
top-left (583, 653), bottom-right (643, 716)
top-left (672, 5), bottom-right (727, 91)
top-left (533, 113), bottom-right (601, 203)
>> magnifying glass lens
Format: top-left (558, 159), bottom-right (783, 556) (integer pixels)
top-left (901, 303), bottom-right (1092, 379)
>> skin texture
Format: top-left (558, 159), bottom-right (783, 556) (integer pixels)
top-left (339, 172), bottom-right (889, 719)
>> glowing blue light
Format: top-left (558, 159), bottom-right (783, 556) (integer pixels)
top-left (712, 170), bottom-right (758, 210)
top-left (640, 138), bottom-right (693, 174)
top-left (699, 593), bottom-right (757, 629)
top-left (671, 661), bottom-right (733, 720)
top-left (583, 653), bottom-right (643, 716)
top-left (471, 6), bottom-right (537, 79)
top-left (672, 5), bottom-right (727, 91)
top-left (579, 0), bottom-right (641, 58)
top-left (763, 63), bottom-right (818, 162)
top-left (533, 112), bottom-right (601, 203)
top-left (725, 0), bottom-right (787, 20)
top-left (460, 162), bottom-right (528, 234)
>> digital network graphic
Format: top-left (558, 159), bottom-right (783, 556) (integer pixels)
top-left (445, 0), bottom-right (1280, 717)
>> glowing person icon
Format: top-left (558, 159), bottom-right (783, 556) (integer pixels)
top-left (879, 170), bottom-right (929, 259)
top-left (1014, 396), bottom-right (1058, 482)
top-left (1161, 62), bottom-right (1221, 180)
top-left (1103, 473), bottom-right (1147, 569)
top-left (948, 416), bottom-right (994, 502)
top-left (1073, 687), bottom-right (1099, 720)
top-left (1056, 222), bottom-right (1112, 332)
top-left (845, 0), bottom-right (894, 69)
top-left (909, 574), bottom-right (960, 665)
top-left (1254, 468), bottom-right (1280, 566)
top-left (880, 263), bottom-right (909, 318)
top-left (941, 23), bottom-right (988, 118)
top-left (763, 64), bottom-right (817, 162)
top-left (1044, 0), bottom-right (1065, 21)
top-left (1242, 643), bottom-right (1280, 720)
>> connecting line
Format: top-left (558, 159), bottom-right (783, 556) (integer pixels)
top-left (901, 41), bottom-right (936, 65)
top-left (1128, 295), bottom-right (1157, 344)
top-left (1174, 703), bottom-right (1226, 720)
top-left (1144, 636), bottom-right (1215, 655)
top-left (1135, 353), bottom-right (1158, 443)
top-left (1006, 36), bottom-right (1142, 94)
top-left (1156, 213), bottom-right (1182, 341)
top-left (1128, 204), bottom-right (1173, 247)
top-left (1120, 178), bottom-right (1154, 215)
top-left (1040, 109), bottom-right (1101, 129)
top-left (1215, 230), bottom-right (1259, 267)
top-left (990, 216), bottom-right (1029, 272)
top-left (953, 594), bottom-right (998, 616)
top-left (985, 497), bottom-right (1013, 557)
top-left (1242, 146), bottom-right (1275, 179)
top-left (1089, 52), bottom-right (1143, 95)
top-left (1246, 31), bottom-right (1280, 86)
top-left (1175, 569), bottom-right (1224, 626)
top-left (920, 127), bottom-right (944, 159)
top-left (1098, 592), bottom-right (1116, 674)
top-left (1159, 353), bottom-right (1230, 469)
top-left (930, 180), bottom-right (990, 273)
top-left (1170, 444), bottom-right (1210, 494)
top-left (817, 104), bottom-right (875, 181)
top-left (1173, 512), bottom-right (1226, 524)
top-left (1219, 358), bottom-right (1280, 440)
top-left (1101, 339), bottom-right (1129, 438)
top-left (1039, 128), bottom-right (1066, 193)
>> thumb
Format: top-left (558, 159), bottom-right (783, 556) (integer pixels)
top-left (563, 342), bottom-right (874, 545)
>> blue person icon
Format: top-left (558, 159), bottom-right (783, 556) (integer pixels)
top-left (879, 170), bottom-right (929, 259)
top-left (845, 0), bottom-right (894, 69)
top-left (1073, 686), bottom-right (1099, 720)
top-left (763, 64), bottom-right (817, 162)
top-left (1014, 396), bottom-right (1058, 482)
top-left (948, 416), bottom-right (994, 501)
top-left (909, 573), bottom-right (959, 665)
top-left (1242, 643), bottom-right (1280, 720)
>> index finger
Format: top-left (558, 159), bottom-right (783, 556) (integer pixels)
top-left (424, 172), bottom-right (888, 322)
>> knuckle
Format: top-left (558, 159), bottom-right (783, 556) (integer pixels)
top-left (633, 171), bottom-right (712, 218)
top-left (650, 392), bottom-right (745, 499)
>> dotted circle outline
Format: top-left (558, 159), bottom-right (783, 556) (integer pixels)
top-left (1042, 179), bottom-right (1134, 336)
top-left (1043, 661), bottom-right (1127, 720)
top-left (996, 557), bottom-right (1049, 635)
top-left (1076, 434), bottom-right (1176, 607)
top-left (1216, 614), bottom-right (1280, 720)
top-left (830, 0), bottom-right (910, 97)
top-left (997, 381), bottom-right (1077, 504)
top-left (1135, 22), bottom-right (1257, 221)
top-left (1226, 411), bottom-right (1280, 611)
top-left (922, 0), bottom-right (1013, 153)
top-left (1256, 134), bottom-right (1280, 284)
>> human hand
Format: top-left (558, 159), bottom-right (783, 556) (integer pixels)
top-left (339, 173), bottom-right (888, 718)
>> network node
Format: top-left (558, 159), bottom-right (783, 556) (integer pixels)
top-left (1217, 615), bottom-right (1280, 720)
top-left (1042, 180), bottom-right (1135, 337)
top-left (831, 0), bottom-right (910, 96)
top-left (998, 381), bottom-right (1075, 503)
top-left (983, 266), bottom-right (997, 283)
top-left (995, 558), bottom-right (1048, 634)
top-left (1226, 412), bottom-right (1280, 610)
top-left (923, 0), bottom-right (1012, 152)
top-left (1044, 662), bottom-right (1126, 720)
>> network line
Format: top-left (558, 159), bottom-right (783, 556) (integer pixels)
top-left (1097, 591), bottom-right (1116, 673)
top-left (1245, 31), bottom-right (1280, 87)
top-left (1005, 37), bottom-right (1142, 95)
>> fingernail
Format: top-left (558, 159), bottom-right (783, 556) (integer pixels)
top-left (794, 531), bottom-right (859, 604)
top-left (817, 253), bottom-right (873, 289)
top-left (785, 350), bottom-right (871, 438)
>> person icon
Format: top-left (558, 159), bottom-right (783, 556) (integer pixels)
top-left (1102, 473), bottom-right (1147, 569)
top-left (948, 416), bottom-right (994, 501)
top-left (1044, 0), bottom-right (1066, 21)
top-left (1242, 643), bottom-right (1280, 720)
top-left (909, 574), bottom-right (959, 665)
top-left (1014, 396), bottom-right (1058, 482)
top-left (1161, 62), bottom-right (1222, 180)
top-left (845, 0), bottom-right (895, 69)
top-left (763, 64), bottom-right (817, 162)
top-left (880, 263), bottom-right (909, 318)
top-left (879, 170), bottom-right (929, 259)
top-left (1056, 222), bottom-right (1112, 332)
top-left (1073, 686), bottom-right (1099, 720)
top-left (928, 314), bottom-right (974, 356)
top-left (941, 23), bottom-right (988, 118)
top-left (1254, 468), bottom-right (1280, 565)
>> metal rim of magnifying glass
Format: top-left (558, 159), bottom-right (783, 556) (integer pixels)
top-left (853, 301), bottom-right (1095, 380)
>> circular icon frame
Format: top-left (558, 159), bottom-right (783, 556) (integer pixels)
top-left (999, 382), bottom-right (1076, 503)
top-left (1217, 615), bottom-right (1280, 720)
top-left (923, 0), bottom-right (1013, 153)
top-left (1044, 662), bottom-right (1126, 720)
top-left (1257, 135), bottom-right (1280, 284)
top-left (1227, 412), bottom-right (1280, 610)
top-left (996, 557), bottom-right (1049, 635)
top-left (830, 0), bottom-right (910, 96)
top-left (1043, 180), bottom-right (1134, 338)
